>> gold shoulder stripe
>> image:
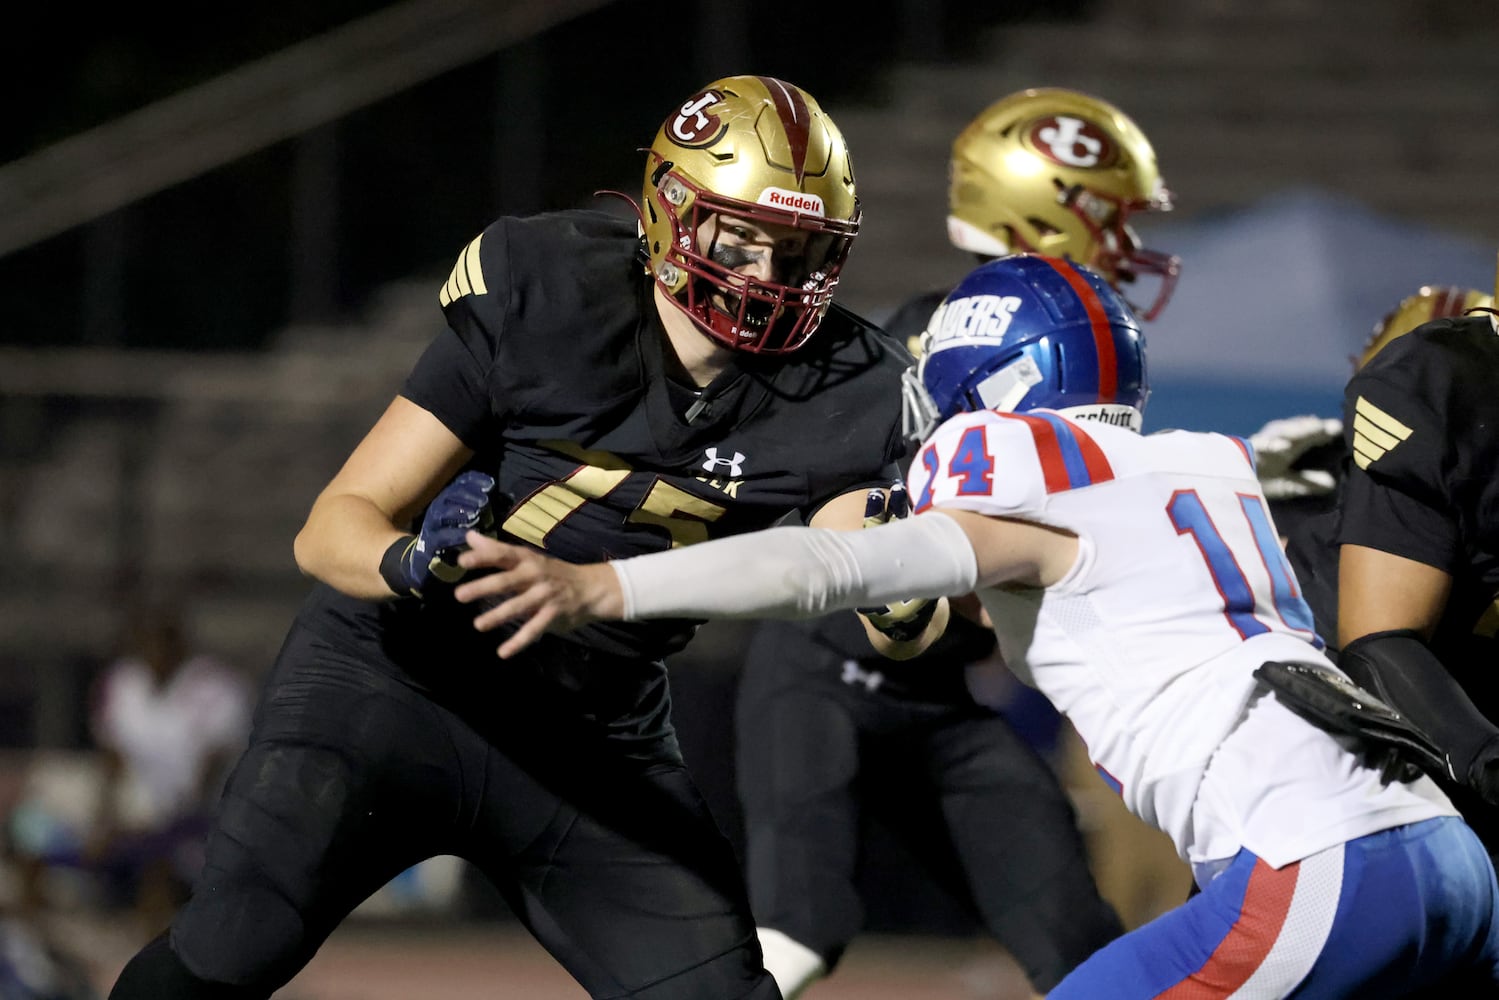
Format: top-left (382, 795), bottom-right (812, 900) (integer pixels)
top-left (439, 233), bottom-right (489, 307)
top-left (1351, 395), bottom-right (1413, 470)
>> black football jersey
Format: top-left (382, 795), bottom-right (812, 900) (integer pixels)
top-left (1287, 316), bottom-right (1499, 700)
top-left (303, 208), bottom-right (909, 663)
top-left (881, 287), bottom-right (949, 351)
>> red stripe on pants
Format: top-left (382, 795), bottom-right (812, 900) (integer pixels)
top-left (1158, 859), bottom-right (1300, 998)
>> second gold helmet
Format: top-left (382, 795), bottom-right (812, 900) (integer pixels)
top-left (1357, 285), bottom-right (1495, 369)
top-left (640, 75), bottom-right (859, 354)
top-left (948, 88), bottom-right (1179, 319)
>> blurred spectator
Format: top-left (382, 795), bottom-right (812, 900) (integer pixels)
top-left (85, 602), bottom-right (250, 929)
top-left (0, 912), bottom-right (96, 1000)
top-left (7, 602), bottom-right (250, 934)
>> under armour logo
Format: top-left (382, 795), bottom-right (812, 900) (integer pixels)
top-left (841, 660), bottom-right (884, 693)
top-left (702, 447), bottom-right (746, 477)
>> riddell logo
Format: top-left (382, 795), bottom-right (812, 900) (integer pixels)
top-left (760, 188), bottom-right (825, 217)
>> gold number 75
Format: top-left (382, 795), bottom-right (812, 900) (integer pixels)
top-left (502, 449), bottom-right (727, 550)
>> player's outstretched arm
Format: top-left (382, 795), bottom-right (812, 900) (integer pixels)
top-left (455, 513), bottom-right (984, 659)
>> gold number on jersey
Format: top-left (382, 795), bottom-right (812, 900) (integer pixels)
top-left (629, 480), bottom-right (724, 547)
top-left (502, 463), bottom-right (630, 548)
top-left (501, 442), bottom-right (727, 549)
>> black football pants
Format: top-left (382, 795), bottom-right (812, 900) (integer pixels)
top-left (109, 623), bottom-right (780, 1000)
top-left (735, 619), bottom-right (1122, 992)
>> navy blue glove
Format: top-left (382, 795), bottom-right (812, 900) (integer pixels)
top-left (854, 483), bottom-right (939, 642)
top-left (380, 470), bottom-right (497, 598)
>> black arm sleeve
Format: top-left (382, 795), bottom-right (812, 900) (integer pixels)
top-left (1338, 628), bottom-right (1499, 786)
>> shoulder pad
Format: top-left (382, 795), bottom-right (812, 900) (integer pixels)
top-left (909, 410), bottom-right (1117, 515)
top-left (437, 219), bottom-right (513, 346)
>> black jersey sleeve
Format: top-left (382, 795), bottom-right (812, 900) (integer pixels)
top-left (401, 222), bottom-right (515, 450)
top-left (1335, 325), bottom-right (1465, 573)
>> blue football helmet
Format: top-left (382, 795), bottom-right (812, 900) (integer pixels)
top-left (900, 253), bottom-right (1148, 443)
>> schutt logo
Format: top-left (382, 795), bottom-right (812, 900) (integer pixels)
top-left (1071, 407), bottom-right (1137, 428)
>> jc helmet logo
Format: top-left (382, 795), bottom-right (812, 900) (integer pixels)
top-left (670, 91), bottom-right (727, 147)
top-left (1027, 115), bottom-right (1117, 169)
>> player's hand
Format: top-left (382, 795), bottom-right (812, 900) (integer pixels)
top-left (383, 470), bottom-right (497, 597)
top-left (454, 531), bottom-right (624, 658)
top-left (854, 484), bottom-right (939, 642)
top-left (1247, 415), bottom-right (1343, 500)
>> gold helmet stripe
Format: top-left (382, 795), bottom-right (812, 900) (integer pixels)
top-left (757, 76), bottom-right (811, 182)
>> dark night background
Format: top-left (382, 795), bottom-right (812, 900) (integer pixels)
top-left (0, 1), bottom-right (1091, 353)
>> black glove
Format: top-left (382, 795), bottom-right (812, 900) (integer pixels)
top-left (380, 470), bottom-right (497, 598)
top-left (1337, 629), bottom-right (1499, 799)
top-left (1465, 734), bottom-right (1499, 806)
top-left (1254, 659), bottom-right (1450, 786)
top-left (854, 483), bottom-right (939, 642)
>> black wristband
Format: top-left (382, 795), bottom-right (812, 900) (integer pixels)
top-left (379, 535), bottom-right (419, 597)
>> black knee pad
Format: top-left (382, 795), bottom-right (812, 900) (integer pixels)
top-left (170, 881), bottom-right (309, 992)
top-left (108, 932), bottom-right (258, 1000)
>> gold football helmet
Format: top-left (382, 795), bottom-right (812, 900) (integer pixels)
top-left (1357, 285), bottom-right (1495, 369)
top-left (948, 88), bottom-right (1180, 319)
top-left (640, 75), bottom-right (859, 354)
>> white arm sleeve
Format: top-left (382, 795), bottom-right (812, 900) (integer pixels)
top-left (612, 513), bottom-right (979, 622)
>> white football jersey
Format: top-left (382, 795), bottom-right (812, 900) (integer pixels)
top-left (906, 408), bottom-right (1454, 868)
